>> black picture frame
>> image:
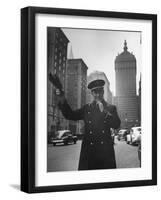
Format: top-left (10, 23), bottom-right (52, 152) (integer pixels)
top-left (21, 6), bottom-right (157, 193)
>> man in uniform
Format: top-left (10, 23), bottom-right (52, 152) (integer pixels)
top-left (56, 79), bottom-right (121, 170)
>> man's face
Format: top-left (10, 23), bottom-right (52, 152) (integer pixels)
top-left (91, 88), bottom-right (104, 101)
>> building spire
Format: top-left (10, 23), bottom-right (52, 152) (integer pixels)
top-left (67, 43), bottom-right (74, 59)
top-left (124, 40), bottom-right (128, 52)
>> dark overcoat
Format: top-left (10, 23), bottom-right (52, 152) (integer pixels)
top-left (59, 99), bottom-right (121, 170)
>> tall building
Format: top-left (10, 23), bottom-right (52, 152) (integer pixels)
top-left (87, 71), bottom-right (113, 104)
top-left (138, 74), bottom-right (141, 125)
top-left (47, 27), bottom-right (69, 135)
top-left (114, 40), bottom-right (139, 128)
top-left (66, 59), bottom-right (88, 135)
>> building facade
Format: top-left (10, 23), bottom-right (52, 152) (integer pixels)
top-left (138, 74), bottom-right (141, 125)
top-left (86, 71), bottom-right (113, 104)
top-left (47, 27), bottom-right (69, 136)
top-left (66, 59), bottom-right (88, 135)
top-left (114, 40), bottom-right (139, 128)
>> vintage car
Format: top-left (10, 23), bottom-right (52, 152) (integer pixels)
top-left (117, 129), bottom-right (128, 141)
top-left (126, 126), bottom-right (141, 145)
top-left (51, 130), bottom-right (78, 146)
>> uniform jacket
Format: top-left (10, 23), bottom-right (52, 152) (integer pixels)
top-left (59, 99), bottom-right (121, 170)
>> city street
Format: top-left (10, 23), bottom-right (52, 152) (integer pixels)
top-left (47, 139), bottom-right (140, 172)
top-left (114, 139), bottom-right (140, 168)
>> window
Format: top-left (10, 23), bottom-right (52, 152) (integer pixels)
top-left (63, 63), bottom-right (65, 68)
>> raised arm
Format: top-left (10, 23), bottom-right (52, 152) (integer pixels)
top-left (48, 72), bottom-right (85, 121)
top-left (55, 89), bottom-right (85, 121)
top-left (58, 100), bottom-right (85, 121)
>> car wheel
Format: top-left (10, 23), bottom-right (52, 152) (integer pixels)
top-left (53, 143), bottom-right (56, 146)
top-left (64, 142), bottom-right (68, 145)
top-left (74, 140), bottom-right (77, 144)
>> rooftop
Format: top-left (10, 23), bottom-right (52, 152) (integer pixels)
top-left (115, 40), bottom-right (136, 63)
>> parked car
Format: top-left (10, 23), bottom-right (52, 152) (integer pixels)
top-left (117, 129), bottom-right (128, 141)
top-left (126, 126), bottom-right (141, 145)
top-left (48, 131), bottom-right (55, 144)
top-left (51, 130), bottom-right (78, 146)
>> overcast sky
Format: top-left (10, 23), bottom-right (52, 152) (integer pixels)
top-left (62, 28), bottom-right (142, 95)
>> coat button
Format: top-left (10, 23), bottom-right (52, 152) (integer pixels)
top-left (88, 111), bottom-right (90, 114)
top-left (89, 121), bottom-right (91, 124)
top-left (89, 131), bottom-right (92, 134)
top-left (90, 142), bottom-right (93, 145)
top-left (101, 141), bottom-right (104, 144)
top-left (104, 120), bottom-right (106, 123)
top-left (102, 130), bottom-right (105, 133)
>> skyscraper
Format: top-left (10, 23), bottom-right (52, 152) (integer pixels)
top-left (114, 40), bottom-right (139, 128)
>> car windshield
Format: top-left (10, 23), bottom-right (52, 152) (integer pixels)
top-left (55, 132), bottom-right (62, 139)
top-left (63, 132), bottom-right (71, 137)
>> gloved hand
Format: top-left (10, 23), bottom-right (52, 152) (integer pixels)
top-left (55, 89), bottom-right (65, 104)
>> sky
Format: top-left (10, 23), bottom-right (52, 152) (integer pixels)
top-left (62, 28), bottom-right (142, 95)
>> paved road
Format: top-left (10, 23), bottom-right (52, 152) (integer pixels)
top-left (114, 139), bottom-right (140, 168)
top-left (47, 141), bottom-right (82, 172)
top-left (47, 139), bottom-right (140, 172)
